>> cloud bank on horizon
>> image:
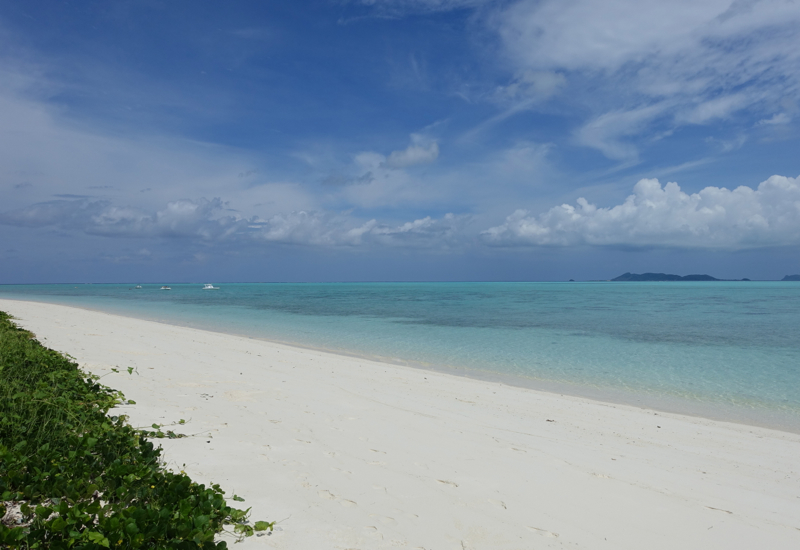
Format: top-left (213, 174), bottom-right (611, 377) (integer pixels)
top-left (4, 175), bottom-right (800, 252)
top-left (1, 0), bottom-right (799, 280)
top-left (484, 175), bottom-right (800, 249)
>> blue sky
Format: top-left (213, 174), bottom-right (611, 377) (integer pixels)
top-left (1, 0), bottom-right (799, 282)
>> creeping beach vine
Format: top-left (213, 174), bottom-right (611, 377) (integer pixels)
top-left (0, 311), bottom-right (274, 548)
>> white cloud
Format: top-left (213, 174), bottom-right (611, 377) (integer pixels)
top-left (0, 195), bottom-right (470, 249)
top-left (459, 70), bottom-right (568, 139)
top-left (483, 174), bottom-right (800, 249)
top-left (357, 0), bottom-right (488, 15)
top-left (705, 134), bottom-right (747, 152)
top-left (337, 137), bottom-right (559, 214)
top-left (493, 70), bottom-right (566, 103)
top-left (0, 63), bottom-right (326, 225)
top-left (492, 0), bottom-right (800, 158)
top-left (384, 134), bottom-right (440, 168)
top-left (253, 210), bottom-right (340, 245)
top-left (255, 211), bottom-right (468, 247)
top-left (0, 76), bottom-right (255, 209)
top-left (354, 151), bottom-right (387, 171)
top-left (0, 67), bottom-right (464, 240)
top-left (496, 0), bottom-right (800, 76)
top-left (494, 141), bottom-right (553, 176)
top-left (575, 104), bottom-right (670, 161)
top-left (0, 198), bottom-right (244, 241)
top-left (368, 213), bottom-right (470, 245)
top-left (757, 113), bottom-right (792, 126)
top-left (680, 93), bottom-right (753, 125)
top-left (311, 133), bottom-right (450, 209)
top-left (8, 171), bottom-right (800, 252)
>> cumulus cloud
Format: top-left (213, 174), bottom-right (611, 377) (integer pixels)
top-left (483, 174), bottom-right (800, 249)
top-left (384, 134), bottom-right (440, 168)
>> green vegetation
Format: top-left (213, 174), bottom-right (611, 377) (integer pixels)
top-left (0, 311), bottom-right (273, 548)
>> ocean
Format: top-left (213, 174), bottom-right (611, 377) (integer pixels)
top-left (2, 281), bottom-right (799, 432)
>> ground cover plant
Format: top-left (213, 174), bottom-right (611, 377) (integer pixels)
top-left (0, 311), bottom-right (273, 548)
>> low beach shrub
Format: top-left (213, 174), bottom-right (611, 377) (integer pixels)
top-left (0, 311), bottom-right (272, 548)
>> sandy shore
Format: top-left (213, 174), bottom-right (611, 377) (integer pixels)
top-left (2, 298), bottom-right (799, 549)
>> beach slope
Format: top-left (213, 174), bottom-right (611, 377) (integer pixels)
top-left (2, 299), bottom-right (799, 549)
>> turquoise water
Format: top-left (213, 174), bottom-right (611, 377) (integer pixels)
top-left (2, 282), bottom-right (799, 431)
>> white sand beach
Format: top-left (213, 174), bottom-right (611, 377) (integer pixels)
top-left (3, 298), bottom-right (799, 549)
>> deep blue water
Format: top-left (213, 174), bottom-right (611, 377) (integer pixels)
top-left (2, 282), bottom-right (799, 430)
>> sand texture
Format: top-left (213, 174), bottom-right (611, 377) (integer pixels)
top-left (2, 299), bottom-right (799, 549)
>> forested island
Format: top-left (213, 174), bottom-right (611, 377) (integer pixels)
top-left (611, 272), bottom-right (721, 281)
top-left (610, 273), bottom-right (799, 281)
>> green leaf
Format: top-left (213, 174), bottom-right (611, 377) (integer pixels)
top-left (254, 521), bottom-right (274, 532)
top-left (35, 505), bottom-right (51, 519)
top-left (0, 312), bottom-right (275, 549)
top-left (229, 507), bottom-right (250, 521)
top-left (193, 514), bottom-right (209, 528)
top-left (85, 531), bottom-right (110, 547)
top-left (234, 524), bottom-right (254, 537)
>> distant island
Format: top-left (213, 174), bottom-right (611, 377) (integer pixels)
top-left (610, 273), bottom-right (797, 281)
top-left (612, 272), bottom-right (720, 282)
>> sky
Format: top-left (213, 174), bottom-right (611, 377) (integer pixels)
top-left (1, 0), bottom-right (799, 283)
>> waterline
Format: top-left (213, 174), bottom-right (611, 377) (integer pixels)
top-left (2, 281), bottom-right (799, 431)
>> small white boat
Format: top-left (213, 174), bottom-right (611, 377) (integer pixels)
top-left (160, 286), bottom-right (171, 290)
top-left (134, 285), bottom-right (142, 289)
top-left (203, 283), bottom-right (220, 290)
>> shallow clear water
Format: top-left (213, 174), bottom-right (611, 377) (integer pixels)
top-left (2, 282), bottom-right (799, 430)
